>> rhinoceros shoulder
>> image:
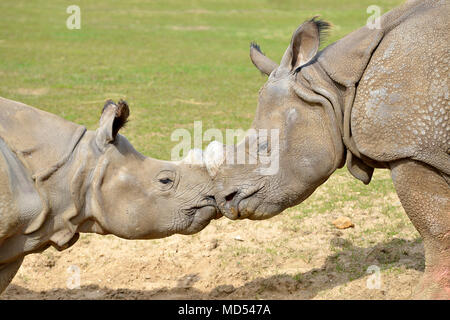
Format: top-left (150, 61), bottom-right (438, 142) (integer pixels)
top-left (351, 2), bottom-right (449, 174)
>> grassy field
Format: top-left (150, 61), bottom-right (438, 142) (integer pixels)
top-left (0, 0), bottom-right (403, 158)
top-left (1, 0), bottom-right (424, 300)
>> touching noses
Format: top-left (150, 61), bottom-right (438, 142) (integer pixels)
top-left (217, 189), bottom-right (240, 220)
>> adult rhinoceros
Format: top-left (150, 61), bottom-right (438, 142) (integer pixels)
top-left (206, 0), bottom-right (449, 299)
top-left (0, 97), bottom-right (218, 293)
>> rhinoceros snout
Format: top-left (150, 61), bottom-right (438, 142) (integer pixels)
top-left (216, 189), bottom-right (241, 220)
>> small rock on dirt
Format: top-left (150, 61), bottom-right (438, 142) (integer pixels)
top-left (332, 216), bottom-right (355, 229)
top-left (207, 239), bottom-right (218, 251)
top-left (234, 235), bottom-right (244, 241)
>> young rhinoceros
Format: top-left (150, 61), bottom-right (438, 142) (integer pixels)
top-left (0, 97), bottom-right (219, 293)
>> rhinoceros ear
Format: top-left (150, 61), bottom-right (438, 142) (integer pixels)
top-left (280, 17), bottom-right (330, 72)
top-left (96, 99), bottom-right (129, 151)
top-left (250, 42), bottom-right (278, 76)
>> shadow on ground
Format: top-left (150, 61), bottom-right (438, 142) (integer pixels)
top-left (3, 238), bottom-right (423, 299)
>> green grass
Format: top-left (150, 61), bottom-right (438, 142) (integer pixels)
top-left (0, 0), bottom-right (403, 160)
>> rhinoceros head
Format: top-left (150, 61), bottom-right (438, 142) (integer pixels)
top-left (86, 100), bottom-right (219, 239)
top-left (207, 18), bottom-right (347, 220)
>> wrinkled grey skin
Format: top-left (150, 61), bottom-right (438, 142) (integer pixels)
top-left (209, 0), bottom-right (449, 299)
top-left (0, 97), bottom-right (218, 293)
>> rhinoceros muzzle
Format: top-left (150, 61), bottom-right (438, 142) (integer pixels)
top-left (218, 185), bottom-right (263, 220)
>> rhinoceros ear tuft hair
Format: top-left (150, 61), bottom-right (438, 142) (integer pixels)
top-left (113, 99), bottom-right (130, 137)
top-left (250, 42), bottom-right (262, 54)
top-left (311, 16), bottom-right (331, 46)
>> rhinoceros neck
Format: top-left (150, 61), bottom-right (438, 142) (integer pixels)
top-left (0, 122), bottom-right (92, 264)
top-left (64, 130), bottom-right (109, 236)
top-left (297, 62), bottom-right (347, 170)
top-left (301, 62), bottom-right (346, 135)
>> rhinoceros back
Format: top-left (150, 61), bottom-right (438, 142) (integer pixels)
top-left (0, 97), bottom-right (86, 177)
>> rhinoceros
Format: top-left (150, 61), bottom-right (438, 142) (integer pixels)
top-left (0, 97), bottom-right (218, 293)
top-left (205, 0), bottom-right (449, 299)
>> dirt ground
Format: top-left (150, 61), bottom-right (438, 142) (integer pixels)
top-left (1, 170), bottom-right (423, 300)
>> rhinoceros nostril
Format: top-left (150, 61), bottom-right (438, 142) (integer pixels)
top-left (203, 195), bottom-right (217, 206)
top-left (225, 191), bottom-right (238, 202)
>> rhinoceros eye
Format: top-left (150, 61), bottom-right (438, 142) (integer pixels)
top-left (159, 178), bottom-right (173, 185)
top-left (155, 170), bottom-right (176, 191)
top-left (257, 137), bottom-right (271, 155)
top-left (258, 141), bottom-right (268, 152)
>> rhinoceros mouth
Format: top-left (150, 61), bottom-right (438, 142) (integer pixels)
top-left (179, 205), bottom-right (219, 235)
top-left (181, 195), bottom-right (218, 216)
